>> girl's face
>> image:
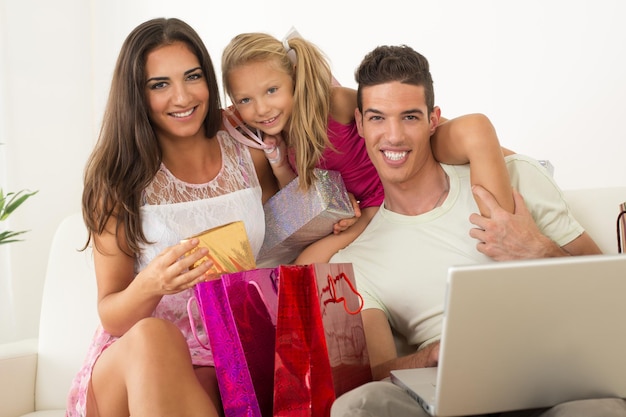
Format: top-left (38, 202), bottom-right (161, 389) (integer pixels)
top-left (144, 41), bottom-right (209, 142)
top-left (227, 59), bottom-right (294, 136)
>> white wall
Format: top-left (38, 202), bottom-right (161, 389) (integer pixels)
top-left (1, 0), bottom-right (94, 342)
top-left (1, 0), bottom-right (625, 342)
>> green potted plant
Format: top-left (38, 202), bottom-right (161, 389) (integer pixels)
top-left (0, 188), bottom-right (38, 245)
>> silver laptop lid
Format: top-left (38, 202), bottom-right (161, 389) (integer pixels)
top-left (435, 254), bottom-right (626, 416)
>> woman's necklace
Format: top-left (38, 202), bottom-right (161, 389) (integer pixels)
top-left (431, 174), bottom-right (450, 210)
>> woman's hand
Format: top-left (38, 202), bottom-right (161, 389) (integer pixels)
top-left (95, 234), bottom-right (215, 336)
top-left (136, 238), bottom-right (214, 296)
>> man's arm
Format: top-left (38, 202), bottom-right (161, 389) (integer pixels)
top-left (362, 309), bottom-right (439, 380)
top-left (560, 232), bottom-right (602, 256)
top-left (469, 186), bottom-right (602, 260)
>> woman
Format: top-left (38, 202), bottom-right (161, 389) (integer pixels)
top-left (66, 18), bottom-right (277, 417)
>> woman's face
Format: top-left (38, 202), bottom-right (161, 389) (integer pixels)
top-left (227, 59), bottom-right (294, 136)
top-left (144, 41), bottom-right (209, 142)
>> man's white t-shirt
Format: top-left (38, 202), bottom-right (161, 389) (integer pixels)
top-left (330, 154), bottom-right (584, 350)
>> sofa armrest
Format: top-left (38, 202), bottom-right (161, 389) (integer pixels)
top-left (0, 338), bottom-right (38, 417)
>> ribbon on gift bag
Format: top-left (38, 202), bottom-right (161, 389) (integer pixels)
top-left (188, 268), bottom-right (279, 417)
top-left (273, 263), bottom-right (372, 417)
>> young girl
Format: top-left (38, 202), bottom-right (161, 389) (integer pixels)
top-left (67, 18), bottom-right (277, 417)
top-left (221, 32), bottom-right (514, 264)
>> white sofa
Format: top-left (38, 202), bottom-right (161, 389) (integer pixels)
top-left (0, 187), bottom-right (624, 417)
top-left (0, 213), bottom-right (97, 417)
top-left (560, 187), bottom-right (625, 254)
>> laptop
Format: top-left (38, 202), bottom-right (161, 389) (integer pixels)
top-left (390, 254), bottom-right (626, 417)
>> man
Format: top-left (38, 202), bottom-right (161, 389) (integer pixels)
top-left (329, 44), bottom-right (625, 417)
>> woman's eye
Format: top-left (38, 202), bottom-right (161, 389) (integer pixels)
top-left (188, 72), bottom-right (203, 81)
top-left (150, 81), bottom-right (167, 90)
top-left (267, 87), bottom-right (278, 94)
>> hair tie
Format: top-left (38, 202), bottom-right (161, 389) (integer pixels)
top-left (282, 35), bottom-right (297, 65)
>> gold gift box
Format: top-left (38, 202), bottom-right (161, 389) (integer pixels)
top-left (186, 221), bottom-right (256, 280)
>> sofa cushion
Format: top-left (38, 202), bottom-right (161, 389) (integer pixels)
top-left (562, 187), bottom-right (626, 254)
top-left (35, 213), bottom-right (98, 410)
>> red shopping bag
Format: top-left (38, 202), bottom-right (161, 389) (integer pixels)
top-left (273, 263), bottom-right (372, 417)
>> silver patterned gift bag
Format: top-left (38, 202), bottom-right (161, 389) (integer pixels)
top-left (257, 169), bottom-right (355, 267)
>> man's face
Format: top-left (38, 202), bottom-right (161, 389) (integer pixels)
top-left (356, 81), bottom-right (439, 188)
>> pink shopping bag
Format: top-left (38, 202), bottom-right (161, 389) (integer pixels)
top-left (189, 268), bottom-right (279, 417)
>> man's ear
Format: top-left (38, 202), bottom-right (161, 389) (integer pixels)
top-left (355, 108), bottom-right (364, 137)
top-left (429, 106), bottom-right (441, 135)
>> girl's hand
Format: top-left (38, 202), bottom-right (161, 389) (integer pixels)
top-left (333, 193), bottom-right (361, 234)
top-left (262, 133), bottom-right (287, 166)
top-left (137, 238), bottom-right (214, 295)
top-left (263, 133), bottom-right (296, 188)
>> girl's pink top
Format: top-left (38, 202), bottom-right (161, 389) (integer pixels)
top-left (290, 115), bottom-right (384, 209)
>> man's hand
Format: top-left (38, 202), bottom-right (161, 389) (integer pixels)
top-left (469, 185), bottom-right (564, 260)
top-left (415, 340), bottom-right (440, 368)
top-left (372, 340), bottom-right (440, 380)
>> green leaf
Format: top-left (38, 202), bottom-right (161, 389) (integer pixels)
top-left (0, 189), bottom-right (38, 221)
top-left (0, 188), bottom-right (37, 244)
top-left (0, 229), bottom-right (29, 245)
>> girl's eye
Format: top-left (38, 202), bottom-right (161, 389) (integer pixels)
top-left (267, 87), bottom-right (278, 95)
top-left (238, 98), bottom-right (251, 105)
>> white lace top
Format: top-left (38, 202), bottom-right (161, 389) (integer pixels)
top-left (66, 131), bottom-right (263, 416)
top-left (138, 130), bottom-right (264, 365)
top-left (138, 131), bottom-right (264, 267)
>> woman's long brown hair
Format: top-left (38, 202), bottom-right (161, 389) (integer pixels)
top-left (81, 18), bottom-right (221, 255)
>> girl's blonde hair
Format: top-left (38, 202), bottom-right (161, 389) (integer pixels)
top-left (222, 32), bottom-right (333, 189)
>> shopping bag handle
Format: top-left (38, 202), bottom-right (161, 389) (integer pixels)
top-left (617, 208), bottom-right (626, 253)
top-left (248, 279), bottom-right (279, 325)
top-left (186, 296), bottom-right (211, 350)
top-left (223, 108), bottom-right (283, 164)
top-left (223, 107), bottom-right (271, 150)
top-left (324, 272), bottom-right (364, 315)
